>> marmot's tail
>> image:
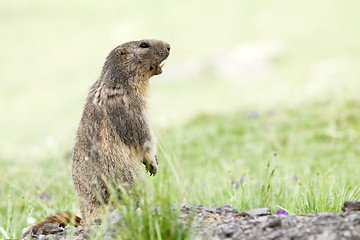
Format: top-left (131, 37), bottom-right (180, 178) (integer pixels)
top-left (21, 212), bottom-right (81, 239)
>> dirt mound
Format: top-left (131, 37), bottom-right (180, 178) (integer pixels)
top-left (176, 201), bottom-right (360, 239)
top-left (22, 201), bottom-right (360, 240)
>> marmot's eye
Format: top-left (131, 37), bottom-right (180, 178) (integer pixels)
top-left (139, 43), bottom-right (149, 48)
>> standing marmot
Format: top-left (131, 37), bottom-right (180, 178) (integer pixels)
top-left (72, 39), bottom-right (170, 223)
top-left (22, 39), bottom-right (170, 237)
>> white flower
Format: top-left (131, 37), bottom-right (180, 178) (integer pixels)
top-left (27, 217), bottom-right (37, 225)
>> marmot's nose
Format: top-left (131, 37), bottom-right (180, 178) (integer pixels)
top-left (165, 43), bottom-right (170, 53)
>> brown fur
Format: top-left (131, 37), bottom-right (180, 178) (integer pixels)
top-left (22, 39), bottom-right (170, 237)
top-left (21, 212), bottom-right (81, 237)
top-left (72, 39), bottom-right (170, 222)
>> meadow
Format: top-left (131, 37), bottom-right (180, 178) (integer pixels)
top-left (1, 0), bottom-right (360, 239)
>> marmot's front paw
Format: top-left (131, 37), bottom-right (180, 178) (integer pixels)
top-left (143, 155), bottom-right (158, 176)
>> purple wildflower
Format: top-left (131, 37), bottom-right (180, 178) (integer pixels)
top-left (40, 193), bottom-right (52, 201)
top-left (224, 205), bottom-right (231, 208)
top-left (297, 209), bottom-right (305, 214)
top-left (293, 174), bottom-right (298, 183)
top-left (276, 210), bottom-right (288, 215)
top-left (240, 176), bottom-right (245, 184)
top-left (231, 181), bottom-right (239, 190)
top-left (198, 205), bottom-right (203, 208)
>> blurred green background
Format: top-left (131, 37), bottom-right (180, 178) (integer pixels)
top-left (1, 0), bottom-right (359, 157)
top-left (1, 0), bottom-right (360, 237)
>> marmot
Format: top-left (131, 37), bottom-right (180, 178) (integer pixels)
top-left (72, 39), bottom-right (170, 222)
top-left (22, 39), bottom-right (170, 237)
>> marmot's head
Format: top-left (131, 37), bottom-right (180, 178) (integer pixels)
top-left (102, 39), bottom-right (170, 87)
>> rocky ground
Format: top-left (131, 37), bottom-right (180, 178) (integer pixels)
top-left (22, 201), bottom-right (360, 240)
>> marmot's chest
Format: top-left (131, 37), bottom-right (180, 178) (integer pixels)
top-left (101, 99), bottom-right (150, 147)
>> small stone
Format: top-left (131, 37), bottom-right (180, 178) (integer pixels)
top-left (343, 230), bottom-right (352, 238)
top-left (222, 226), bottom-right (235, 237)
top-left (347, 213), bottom-right (360, 224)
top-left (40, 223), bottom-right (63, 235)
top-left (171, 203), bottom-right (179, 211)
top-left (107, 209), bottom-right (123, 225)
top-left (244, 208), bottom-right (271, 217)
top-left (203, 207), bottom-right (216, 213)
top-left (342, 201), bottom-right (360, 212)
top-left (316, 229), bottom-right (338, 240)
top-left (21, 226), bottom-right (32, 240)
top-left (256, 216), bottom-right (271, 223)
top-left (263, 219), bottom-right (282, 228)
top-left (266, 230), bottom-right (283, 239)
top-left (38, 235), bottom-right (48, 240)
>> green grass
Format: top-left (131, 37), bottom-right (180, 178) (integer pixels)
top-left (1, 0), bottom-right (360, 239)
top-left (157, 98), bottom-right (360, 209)
top-left (2, 97), bottom-right (360, 239)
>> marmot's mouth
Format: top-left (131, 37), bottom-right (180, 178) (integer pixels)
top-left (155, 60), bottom-right (166, 75)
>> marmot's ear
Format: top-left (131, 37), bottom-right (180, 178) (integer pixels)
top-left (115, 47), bottom-right (126, 56)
